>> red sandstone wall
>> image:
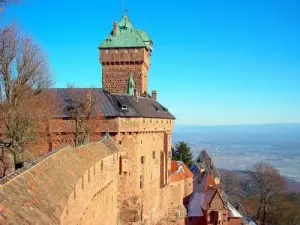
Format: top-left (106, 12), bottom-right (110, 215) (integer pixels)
top-left (184, 177), bottom-right (194, 205)
top-left (100, 48), bottom-right (150, 94)
top-left (229, 218), bottom-right (242, 225)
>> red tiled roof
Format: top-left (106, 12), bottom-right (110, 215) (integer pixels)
top-left (182, 163), bottom-right (193, 178)
top-left (171, 160), bottom-right (178, 173)
top-left (170, 173), bottom-right (186, 182)
top-left (205, 173), bottom-right (218, 191)
top-left (170, 161), bottom-right (194, 182)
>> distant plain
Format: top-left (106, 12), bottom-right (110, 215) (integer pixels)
top-left (173, 123), bottom-right (300, 182)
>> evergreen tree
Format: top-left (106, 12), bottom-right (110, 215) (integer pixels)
top-left (171, 141), bottom-right (193, 167)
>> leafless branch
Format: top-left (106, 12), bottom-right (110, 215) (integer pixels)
top-left (0, 25), bottom-right (52, 167)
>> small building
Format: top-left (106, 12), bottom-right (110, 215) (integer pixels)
top-left (170, 160), bottom-right (194, 205)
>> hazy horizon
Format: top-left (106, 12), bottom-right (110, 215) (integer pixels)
top-left (173, 124), bottom-right (300, 181)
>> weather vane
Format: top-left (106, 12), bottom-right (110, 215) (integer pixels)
top-left (121, 0), bottom-right (129, 15)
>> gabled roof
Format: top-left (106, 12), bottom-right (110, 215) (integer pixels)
top-left (99, 15), bottom-right (152, 51)
top-left (170, 161), bottom-right (194, 182)
top-left (194, 171), bottom-right (217, 193)
top-left (195, 150), bottom-right (220, 180)
top-left (227, 202), bottom-right (243, 218)
top-left (207, 189), bottom-right (227, 210)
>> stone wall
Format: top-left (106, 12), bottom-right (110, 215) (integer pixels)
top-left (117, 131), bottom-right (167, 222)
top-left (184, 177), bottom-right (194, 204)
top-left (0, 138), bottom-right (119, 225)
top-left (116, 126), bottom-right (177, 224)
top-left (100, 48), bottom-right (150, 94)
top-left (61, 153), bottom-right (119, 225)
top-left (118, 118), bottom-right (174, 133)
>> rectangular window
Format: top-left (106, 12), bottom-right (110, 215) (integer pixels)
top-left (135, 49), bottom-right (139, 53)
top-left (140, 175), bottom-right (144, 189)
top-left (152, 151), bottom-right (156, 159)
top-left (141, 156), bottom-right (145, 164)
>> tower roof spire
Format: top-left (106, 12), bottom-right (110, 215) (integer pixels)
top-left (127, 73), bottom-right (135, 95)
top-left (99, 14), bottom-right (153, 51)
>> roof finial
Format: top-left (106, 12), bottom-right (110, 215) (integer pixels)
top-left (121, 0), bottom-right (129, 16)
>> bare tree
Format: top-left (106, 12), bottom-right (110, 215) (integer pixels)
top-left (221, 170), bottom-right (242, 199)
top-left (0, 25), bottom-right (52, 168)
top-left (64, 85), bottom-right (100, 146)
top-left (0, 0), bottom-right (18, 12)
top-left (248, 162), bottom-right (286, 225)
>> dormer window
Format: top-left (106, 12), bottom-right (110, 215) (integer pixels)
top-left (117, 100), bottom-right (128, 110)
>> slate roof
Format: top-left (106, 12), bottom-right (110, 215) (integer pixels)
top-left (195, 150), bottom-right (220, 180)
top-left (48, 88), bottom-right (175, 119)
top-left (99, 15), bottom-right (153, 51)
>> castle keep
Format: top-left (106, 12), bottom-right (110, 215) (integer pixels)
top-left (99, 15), bottom-right (152, 95)
top-left (0, 15), bottom-right (193, 225)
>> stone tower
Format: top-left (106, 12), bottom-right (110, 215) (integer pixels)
top-left (99, 15), bottom-right (153, 94)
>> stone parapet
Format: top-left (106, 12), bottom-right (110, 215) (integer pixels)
top-left (0, 136), bottom-right (120, 225)
top-left (118, 118), bottom-right (174, 133)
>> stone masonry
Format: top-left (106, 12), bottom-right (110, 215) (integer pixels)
top-left (0, 14), bottom-right (194, 225)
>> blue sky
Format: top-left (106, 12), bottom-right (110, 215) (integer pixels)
top-left (1, 0), bottom-right (300, 125)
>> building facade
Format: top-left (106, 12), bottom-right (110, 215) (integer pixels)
top-left (0, 14), bottom-right (193, 225)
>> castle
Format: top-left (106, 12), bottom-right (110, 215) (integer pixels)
top-left (0, 15), bottom-right (194, 225)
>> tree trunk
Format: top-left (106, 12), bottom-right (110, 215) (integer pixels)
top-left (261, 201), bottom-right (267, 225)
top-left (256, 199), bottom-right (262, 221)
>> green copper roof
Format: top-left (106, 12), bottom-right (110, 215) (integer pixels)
top-left (99, 15), bottom-right (152, 51)
top-left (126, 73), bottom-right (135, 95)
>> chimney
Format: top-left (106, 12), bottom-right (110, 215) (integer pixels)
top-left (113, 21), bottom-right (118, 37)
top-left (134, 88), bottom-right (139, 99)
top-left (151, 90), bottom-right (157, 101)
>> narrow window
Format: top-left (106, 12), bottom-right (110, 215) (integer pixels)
top-left (152, 151), bottom-right (156, 159)
top-left (105, 49), bottom-right (108, 54)
top-left (140, 175), bottom-right (144, 189)
top-left (101, 161), bottom-right (104, 170)
top-left (141, 156), bottom-right (145, 164)
top-left (119, 140), bottom-right (122, 145)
